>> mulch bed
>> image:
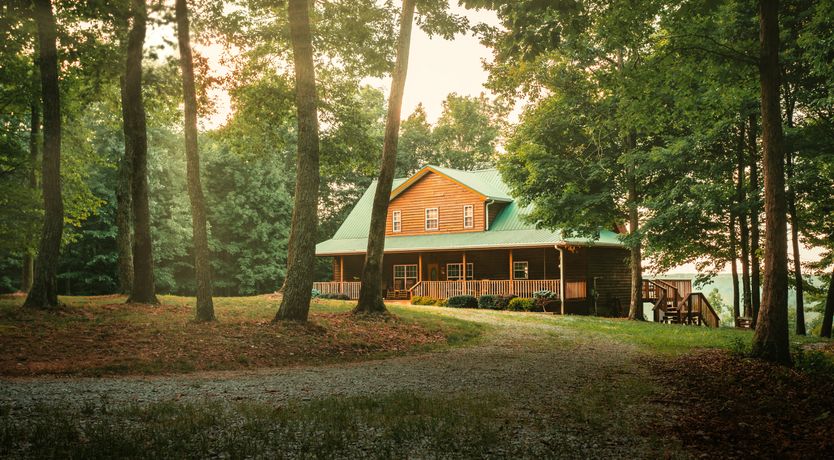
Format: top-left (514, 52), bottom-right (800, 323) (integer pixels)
top-left (0, 302), bottom-right (446, 377)
top-left (649, 349), bottom-right (834, 459)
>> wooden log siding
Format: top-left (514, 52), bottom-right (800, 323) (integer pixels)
top-left (586, 247), bottom-right (632, 315)
top-left (385, 172), bottom-right (485, 236)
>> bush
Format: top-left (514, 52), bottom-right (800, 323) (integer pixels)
top-left (311, 288), bottom-right (321, 298)
top-left (494, 295), bottom-right (517, 310)
top-left (508, 297), bottom-right (534, 312)
top-left (793, 347), bottom-right (834, 377)
top-left (478, 295), bottom-right (498, 309)
top-left (532, 290), bottom-right (557, 312)
top-left (447, 295), bottom-right (478, 309)
top-left (318, 292), bottom-right (349, 300)
top-left (410, 296), bottom-right (440, 306)
top-left (533, 290), bottom-right (557, 300)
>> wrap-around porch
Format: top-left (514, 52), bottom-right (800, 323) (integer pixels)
top-left (315, 247), bottom-right (591, 303)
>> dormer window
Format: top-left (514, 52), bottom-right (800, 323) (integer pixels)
top-left (425, 208), bottom-right (439, 230)
top-left (392, 210), bottom-right (401, 233)
top-left (463, 205), bottom-right (474, 228)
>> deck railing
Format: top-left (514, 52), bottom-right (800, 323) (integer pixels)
top-left (313, 281), bottom-right (362, 299)
top-left (410, 279), bottom-right (587, 300)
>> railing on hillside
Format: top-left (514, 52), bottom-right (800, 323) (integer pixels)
top-left (683, 292), bottom-right (720, 328)
top-left (313, 281), bottom-right (362, 299)
top-left (409, 279), bottom-right (586, 300)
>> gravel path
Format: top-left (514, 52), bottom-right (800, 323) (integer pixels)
top-left (0, 307), bottom-right (680, 458)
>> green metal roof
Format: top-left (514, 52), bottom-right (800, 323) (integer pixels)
top-left (319, 167), bottom-right (625, 255)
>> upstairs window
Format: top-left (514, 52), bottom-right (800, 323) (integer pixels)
top-left (513, 261), bottom-right (529, 280)
top-left (463, 205), bottom-right (474, 228)
top-left (425, 208), bottom-right (439, 230)
top-left (392, 210), bottom-right (401, 233)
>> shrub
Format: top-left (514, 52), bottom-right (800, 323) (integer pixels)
top-left (793, 347), bottom-right (834, 377)
top-left (317, 292), bottom-right (349, 300)
top-left (335, 293), bottom-right (349, 300)
top-left (410, 296), bottom-right (439, 306)
top-left (494, 295), bottom-right (516, 310)
top-left (447, 295), bottom-right (478, 309)
top-left (478, 295), bottom-right (497, 309)
top-left (532, 290), bottom-right (558, 312)
top-left (311, 289), bottom-right (321, 298)
top-left (533, 290), bottom-right (557, 300)
top-left (508, 297), bottom-right (534, 312)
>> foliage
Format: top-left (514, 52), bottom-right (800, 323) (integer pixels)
top-left (507, 297), bottom-right (534, 312)
top-left (477, 294), bottom-right (496, 309)
top-left (411, 295), bottom-right (441, 306)
top-left (446, 295), bottom-right (478, 309)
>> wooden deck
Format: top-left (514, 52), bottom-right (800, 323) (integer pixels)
top-left (642, 279), bottom-right (720, 328)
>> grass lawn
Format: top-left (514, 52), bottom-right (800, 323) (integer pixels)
top-left (0, 294), bottom-right (484, 377)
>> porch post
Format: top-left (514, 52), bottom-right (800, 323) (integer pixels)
top-left (509, 249), bottom-right (514, 294)
top-left (418, 253), bottom-right (423, 282)
top-left (557, 246), bottom-right (565, 315)
top-left (339, 255), bottom-right (344, 294)
top-left (462, 251), bottom-right (467, 295)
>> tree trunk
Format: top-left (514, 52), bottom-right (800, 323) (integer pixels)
top-left (821, 267), bottom-right (834, 338)
top-left (751, 0), bottom-right (791, 365)
top-left (786, 150), bottom-right (804, 335)
top-left (737, 123), bottom-right (752, 318)
top-left (116, 77), bottom-right (134, 295)
top-left (627, 168), bottom-right (644, 321)
top-left (124, 0), bottom-right (158, 305)
top-left (354, 0), bottom-right (417, 315)
top-left (273, 0), bottom-right (320, 322)
top-left (749, 114), bottom-right (762, 324)
top-left (175, 0), bottom-right (214, 321)
top-left (23, 0), bottom-right (63, 310)
top-left (21, 82), bottom-right (40, 293)
top-left (730, 212), bottom-right (740, 322)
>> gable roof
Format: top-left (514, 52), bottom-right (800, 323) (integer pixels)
top-left (318, 167), bottom-right (625, 255)
top-left (389, 165), bottom-right (512, 202)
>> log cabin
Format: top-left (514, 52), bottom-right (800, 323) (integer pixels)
top-left (315, 165), bottom-right (634, 316)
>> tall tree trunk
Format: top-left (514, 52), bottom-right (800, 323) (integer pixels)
top-left (749, 114), bottom-right (762, 324)
top-left (737, 123), bottom-right (752, 318)
top-left (786, 151), bottom-right (805, 335)
top-left (23, 0), bottom-right (62, 310)
top-left (116, 77), bottom-right (134, 295)
top-left (124, 0), bottom-right (158, 305)
top-left (730, 212), bottom-right (740, 322)
top-left (175, 0), bottom-right (214, 321)
top-left (751, 0), bottom-right (791, 365)
top-left (627, 167), bottom-right (644, 321)
top-left (273, 0), bottom-right (320, 322)
top-left (354, 0), bottom-right (417, 315)
top-left (821, 267), bottom-right (834, 338)
top-left (21, 80), bottom-right (40, 293)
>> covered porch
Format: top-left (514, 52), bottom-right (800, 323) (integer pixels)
top-left (316, 246), bottom-right (597, 305)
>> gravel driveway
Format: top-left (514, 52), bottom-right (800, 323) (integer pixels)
top-left (0, 307), bottom-right (682, 458)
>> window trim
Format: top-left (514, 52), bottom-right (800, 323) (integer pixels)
top-left (446, 262), bottom-right (474, 281)
top-left (425, 207), bottom-right (439, 231)
top-left (463, 204), bottom-right (474, 229)
top-left (392, 210), bottom-right (402, 233)
top-left (513, 261), bottom-right (529, 280)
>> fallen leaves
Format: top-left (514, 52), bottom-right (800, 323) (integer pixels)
top-left (649, 350), bottom-right (834, 459)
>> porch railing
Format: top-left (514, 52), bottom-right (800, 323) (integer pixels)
top-left (410, 279), bottom-right (587, 300)
top-left (313, 281), bottom-right (362, 299)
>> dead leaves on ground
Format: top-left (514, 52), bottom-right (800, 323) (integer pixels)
top-left (650, 350), bottom-right (834, 459)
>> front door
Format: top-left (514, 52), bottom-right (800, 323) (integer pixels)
top-left (428, 263), bottom-right (439, 281)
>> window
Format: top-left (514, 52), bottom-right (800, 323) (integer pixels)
top-left (463, 205), bottom-right (474, 228)
top-left (392, 210), bottom-right (401, 233)
top-left (446, 263), bottom-right (474, 280)
top-left (425, 208), bottom-right (439, 230)
top-left (393, 264), bottom-right (418, 290)
top-left (513, 261), bottom-right (529, 280)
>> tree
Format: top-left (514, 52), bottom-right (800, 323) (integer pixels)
top-left (355, 0), bottom-right (417, 315)
top-left (23, 0), bottom-right (63, 309)
top-left (274, 0), bottom-right (321, 322)
top-left (124, 0), bottom-right (158, 305)
top-left (175, 0), bottom-right (214, 321)
top-left (751, 0), bottom-right (791, 365)
top-left (396, 103), bottom-right (435, 176)
top-left (432, 93), bottom-right (502, 170)
top-left (116, 78), bottom-right (134, 294)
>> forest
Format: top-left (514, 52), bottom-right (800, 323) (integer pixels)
top-left (2, 0), bottom-right (834, 457)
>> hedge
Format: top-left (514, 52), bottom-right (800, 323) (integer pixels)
top-left (447, 295), bottom-right (478, 308)
top-left (508, 297), bottom-right (535, 311)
